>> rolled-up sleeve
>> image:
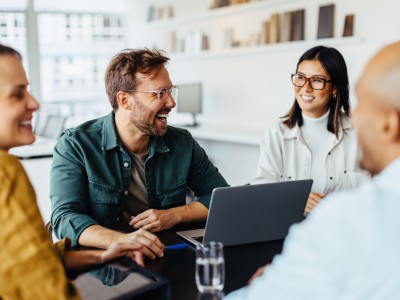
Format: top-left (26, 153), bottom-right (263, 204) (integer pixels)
top-left (188, 137), bottom-right (228, 208)
top-left (50, 132), bottom-right (98, 247)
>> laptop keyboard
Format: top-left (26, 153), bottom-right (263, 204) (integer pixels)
top-left (193, 236), bottom-right (204, 243)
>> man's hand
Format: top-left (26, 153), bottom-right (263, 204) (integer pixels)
top-left (64, 242), bottom-right (146, 271)
top-left (305, 192), bottom-right (327, 214)
top-left (101, 242), bottom-right (145, 266)
top-left (115, 229), bottom-right (165, 260)
top-left (129, 209), bottom-right (179, 233)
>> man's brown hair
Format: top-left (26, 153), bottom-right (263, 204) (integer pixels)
top-left (105, 48), bottom-right (170, 111)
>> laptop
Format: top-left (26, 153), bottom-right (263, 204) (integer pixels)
top-left (177, 179), bottom-right (312, 247)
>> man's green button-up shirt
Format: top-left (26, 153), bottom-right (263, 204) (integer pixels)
top-left (50, 112), bottom-right (228, 246)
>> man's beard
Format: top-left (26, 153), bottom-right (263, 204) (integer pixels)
top-left (134, 120), bottom-right (166, 136)
top-left (129, 111), bottom-right (168, 136)
top-left (130, 97), bottom-right (168, 136)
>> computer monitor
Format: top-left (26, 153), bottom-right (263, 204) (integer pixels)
top-left (177, 83), bottom-right (202, 127)
top-left (37, 114), bottom-right (66, 140)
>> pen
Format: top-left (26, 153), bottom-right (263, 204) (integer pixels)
top-left (165, 243), bottom-right (188, 250)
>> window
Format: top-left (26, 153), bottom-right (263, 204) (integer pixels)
top-left (0, 0), bottom-right (128, 129)
top-left (0, 12), bottom-right (27, 69)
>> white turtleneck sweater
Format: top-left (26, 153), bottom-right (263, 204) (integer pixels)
top-left (300, 110), bottom-right (335, 194)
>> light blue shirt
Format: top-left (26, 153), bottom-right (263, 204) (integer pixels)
top-left (226, 157), bottom-right (400, 300)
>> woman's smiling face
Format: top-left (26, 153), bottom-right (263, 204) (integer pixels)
top-left (294, 59), bottom-right (335, 118)
top-left (0, 54), bottom-right (40, 151)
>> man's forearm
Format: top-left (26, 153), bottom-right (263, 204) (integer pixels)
top-left (64, 249), bottom-right (104, 272)
top-left (169, 201), bottom-right (208, 223)
top-left (78, 224), bottom-right (123, 249)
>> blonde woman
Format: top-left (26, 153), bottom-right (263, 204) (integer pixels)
top-left (0, 44), bottom-right (146, 299)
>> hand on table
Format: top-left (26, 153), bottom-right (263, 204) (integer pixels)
top-left (129, 209), bottom-right (179, 233)
top-left (115, 228), bottom-right (165, 261)
top-left (101, 242), bottom-right (145, 266)
top-left (305, 192), bottom-right (327, 214)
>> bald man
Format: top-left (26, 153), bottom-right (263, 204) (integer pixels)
top-left (225, 41), bottom-right (400, 299)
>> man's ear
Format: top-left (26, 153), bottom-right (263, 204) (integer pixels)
top-left (383, 109), bottom-right (400, 142)
top-left (116, 91), bottom-right (131, 110)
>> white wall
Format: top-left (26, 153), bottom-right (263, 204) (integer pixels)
top-left (128, 0), bottom-right (400, 126)
top-left (125, 0), bottom-right (400, 185)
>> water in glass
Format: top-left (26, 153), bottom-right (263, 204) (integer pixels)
top-left (195, 241), bottom-right (225, 294)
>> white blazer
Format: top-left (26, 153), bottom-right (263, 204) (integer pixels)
top-left (251, 115), bottom-right (370, 193)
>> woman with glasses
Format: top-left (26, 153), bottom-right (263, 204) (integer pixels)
top-left (0, 44), bottom-right (146, 299)
top-left (252, 45), bottom-right (370, 214)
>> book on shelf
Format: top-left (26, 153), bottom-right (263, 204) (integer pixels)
top-left (317, 4), bottom-right (335, 39)
top-left (202, 35), bottom-right (209, 51)
top-left (183, 31), bottom-right (208, 53)
top-left (291, 9), bottom-right (305, 41)
top-left (211, 0), bottom-right (220, 9)
top-left (229, 0), bottom-right (249, 4)
top-left (193, 31), bottom-right (203, 53)
top-left (343, 14), bottom-right (354, 37)
top-left (178, 39), bottom-right (185, 53)
top-left (219, 0), bottom-right (230, 7)
top-left (166, 5), bottom-right (174, 18)
top-left (223, 28), bottom-right (234, 48)
top-left (212, 0), bottom-right (248, 9)
top-left (260, 20), bottom-right (270, 44)
top-left (147, 5), bottom-right (155, 22)
top-left (156, 7), bottom-right (165, 20)
top-left (184, 33), bottom-right (194, 54)
top-left (165, 31), bottom-right (177, 54)
top-left (268, 13), bottom-right (280, 44)
top-left (147, 5), bottom-right (173, 21)
top-left (249, 32), bottom-right (261, 47)
top-left (281, 11), bottom-right (294, 43)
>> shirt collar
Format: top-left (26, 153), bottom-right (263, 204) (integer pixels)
top-left (336, 115), bottom-right (353, 141)
top-left (282, 123), bottom-right (301, 139)
top-left (375, 156), bottom-right (400, 181)
top-left (148, 135), bottom-right (170, 158)
top-left (102, 112), bottom-right (121, 151)
top-left (340, 115), bottom-right (353, 130)
top-left (282, 114), bottom-right (354, 140)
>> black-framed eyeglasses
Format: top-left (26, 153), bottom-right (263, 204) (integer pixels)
top-left (124, 85), bottom-right (178, 102)
top-left (291, 74), bottom-right (331, 90)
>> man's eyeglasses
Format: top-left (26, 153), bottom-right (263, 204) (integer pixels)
top-left (291, 74), bottom-right (331, 90)
top-left (125, 85), bottom-right (178, 102)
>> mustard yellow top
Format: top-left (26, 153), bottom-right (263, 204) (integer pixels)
top-left (0, 151), bottom-right (80, 300)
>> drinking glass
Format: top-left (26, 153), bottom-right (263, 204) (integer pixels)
top-left (195, 241), bottom-right (225, 294)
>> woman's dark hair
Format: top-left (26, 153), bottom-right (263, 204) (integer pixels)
top-left (283, 45), bottom-right (350, 137)
top-left (0, 43), bottom-right (22, 60)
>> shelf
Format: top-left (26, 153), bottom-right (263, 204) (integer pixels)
top-left (147, 0), bottom-right (305, 29)
top-left (169, 37), bottom-right (362, 60)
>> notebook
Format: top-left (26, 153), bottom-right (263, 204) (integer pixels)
top-left (177, 179), bottom-right (312, 247)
